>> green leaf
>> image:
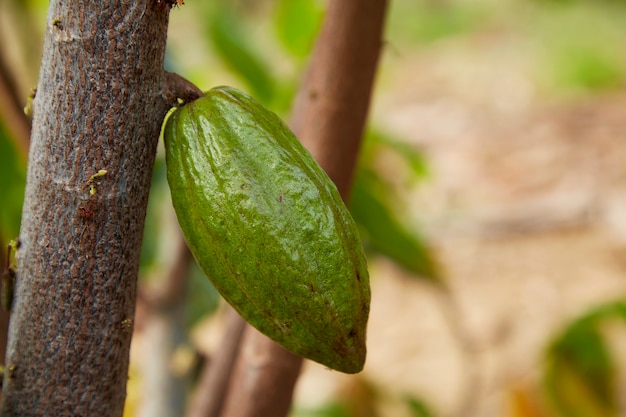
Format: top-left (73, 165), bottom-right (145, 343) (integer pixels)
top-left (186, 261), bottom-right (220, 328)
top-left (582, 300), bottom-right (626, 324)
top-left (0, 121), bottom-right (26, 243)
top-left (274, 0), bottom-right (323, 58)
top-left (352, 131), bottom-right (436, 280)
top-left (208, 6), bottom-right (275, 103)
top-left (362, 130), bottom-right (429, 183)
top-left (544, 320), bottom-right (616, 417)
top-left (139, 156), bottom-right (168, 271)
top-left (295, 402), bottom-right (352, 417)
top-left (406, 396), bottom-right (437, 417)
top-left (350, 168), bottom-right (439, 282)
top-left (552, 45), bottom-right (625, 91)
top-left (608, 301), bottom-right (626, 323)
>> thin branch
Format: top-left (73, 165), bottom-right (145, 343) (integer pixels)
top-left (137, 230), bottom-right (193, 310)
top-left (185, 307), bottom-right (246, 417)
top-left (219, 1), bottom-right (388, 417)
top-left (290, 0), bottom-right (389, 198)
top-left (435, 288), bottom-right (482, 417)
top-left (134, 230), bottom-right (193, 417)
top-left (164, 71), bottom-right (204, 105)
top-left (131, 214), bottom-right (193, 417)
top-left (220, 328), bottom-right (303, 417)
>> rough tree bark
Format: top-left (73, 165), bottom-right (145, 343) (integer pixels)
top-left (219, 1), bottom-right (389, 416)
top-left (0, 1), bottom-right (199, 415)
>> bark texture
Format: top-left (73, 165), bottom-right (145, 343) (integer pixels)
top-left (220, 1), bottom-right (388, 416)
top-left (1, 1), bottom-right (175, 415)
top-left (291, 0), bottom-right (388, 197)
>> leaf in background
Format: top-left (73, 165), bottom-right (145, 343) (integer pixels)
top-left (579, 300), bottom-right (626, 325)
top-left (208, 6), bottom-right (275, 103)
top-left (185, 260), bottom-right (220, 328)
top-left (139, 156), bottom-right (169, 272)
top-left (544, 321), bottom-right (616, 417)
top-left (406, 396), bottom-right (437, 417)
top-left (0, 121), bottom-right (26, 243)
top-left (375, 135), bottom-right (429, 183)
top-left (350, 168), bottom-right (440, 282)
top-left (360, 129), bottom-right (429, 185)
top-left (274, 0), bottom-right (323, 58)
top-left (294, 402), bottom-right (352, 417)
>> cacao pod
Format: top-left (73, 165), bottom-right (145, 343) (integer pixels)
top-left (164, 86), bottom-right (370, 373)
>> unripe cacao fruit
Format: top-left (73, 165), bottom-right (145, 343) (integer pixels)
top-left (164, 86), bottom-right (370, 373)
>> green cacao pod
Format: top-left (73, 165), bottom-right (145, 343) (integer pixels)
top-left (164, 86), bottom-right (370, 373)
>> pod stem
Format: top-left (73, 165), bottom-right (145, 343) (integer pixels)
top-left (164, 71), bottom-right (204, 105)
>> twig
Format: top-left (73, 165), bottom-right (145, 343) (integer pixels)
top-left (434, 288), bottom-right (482, 417)
top-left (185, 307), bottom-right (246, 417)
top-left (220, 328), bottom-right (303, 417)
top-left (163, 71), bottom-right (204, 105)
top-left (134, 227), bottom-right (194, 417)
top-left (137, 230), bottom-right (193, 310)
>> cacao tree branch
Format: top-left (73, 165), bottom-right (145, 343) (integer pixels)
top-left (164, 71), bottom-right (204, 104)
top-left (219, 1), bottom-right (388, 416)
top-left (0, 1), bottom-right (177, 415)
top-left (137, 229), bottom-right (193, 309)
top-left (134, 229), bottom-right (193, 417)
top-left (291, 0), bottom-right (389, 198)
top-left (185, 307), bottom-right (246, 417)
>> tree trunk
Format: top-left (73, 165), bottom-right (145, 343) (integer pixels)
top-left (1, 1), bottom-right (176, 415)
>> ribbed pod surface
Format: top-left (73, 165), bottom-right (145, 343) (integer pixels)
top-left (164, 87), bottom-right (369, 373)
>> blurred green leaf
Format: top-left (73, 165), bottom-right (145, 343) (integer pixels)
top-left (350, 168), bottom-right (439, 282)
top-left (544, 312), bottom-right (618, 417)
top-left (139, 155), bottom-right (169, 272)
top-left (351, 130), bottom-right (437, 281)
top-left (294, 402), bottom-right (352, 417)
top-left (0, 121), bottom-right (26, 243)
top-left (556, 46), bottom-right (624, 90)
top-left (208, 5), bottom-right (275, 103)
top-left (579, 300), bottom-right (626, 324)
top-left (387, 1), bottom-right (489, 45)
top-left (274, 0), bottom-right (323, 58)
top-left (186, 260), bottom-right (220, 328)
top-left (529, 1), bottom-right (626, 95)
top-left (406, 396), bottom-right (437, 417)
top-left (361, 130), bottom-right (429, 184)
top-left (607, 301), bottom-right (626, 322)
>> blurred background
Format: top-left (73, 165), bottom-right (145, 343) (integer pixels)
top-left (2, 0), bottom-right (626, 416)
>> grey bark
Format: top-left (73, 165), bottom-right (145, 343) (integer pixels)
top-left (0, 1), bottom-right (184, 415)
